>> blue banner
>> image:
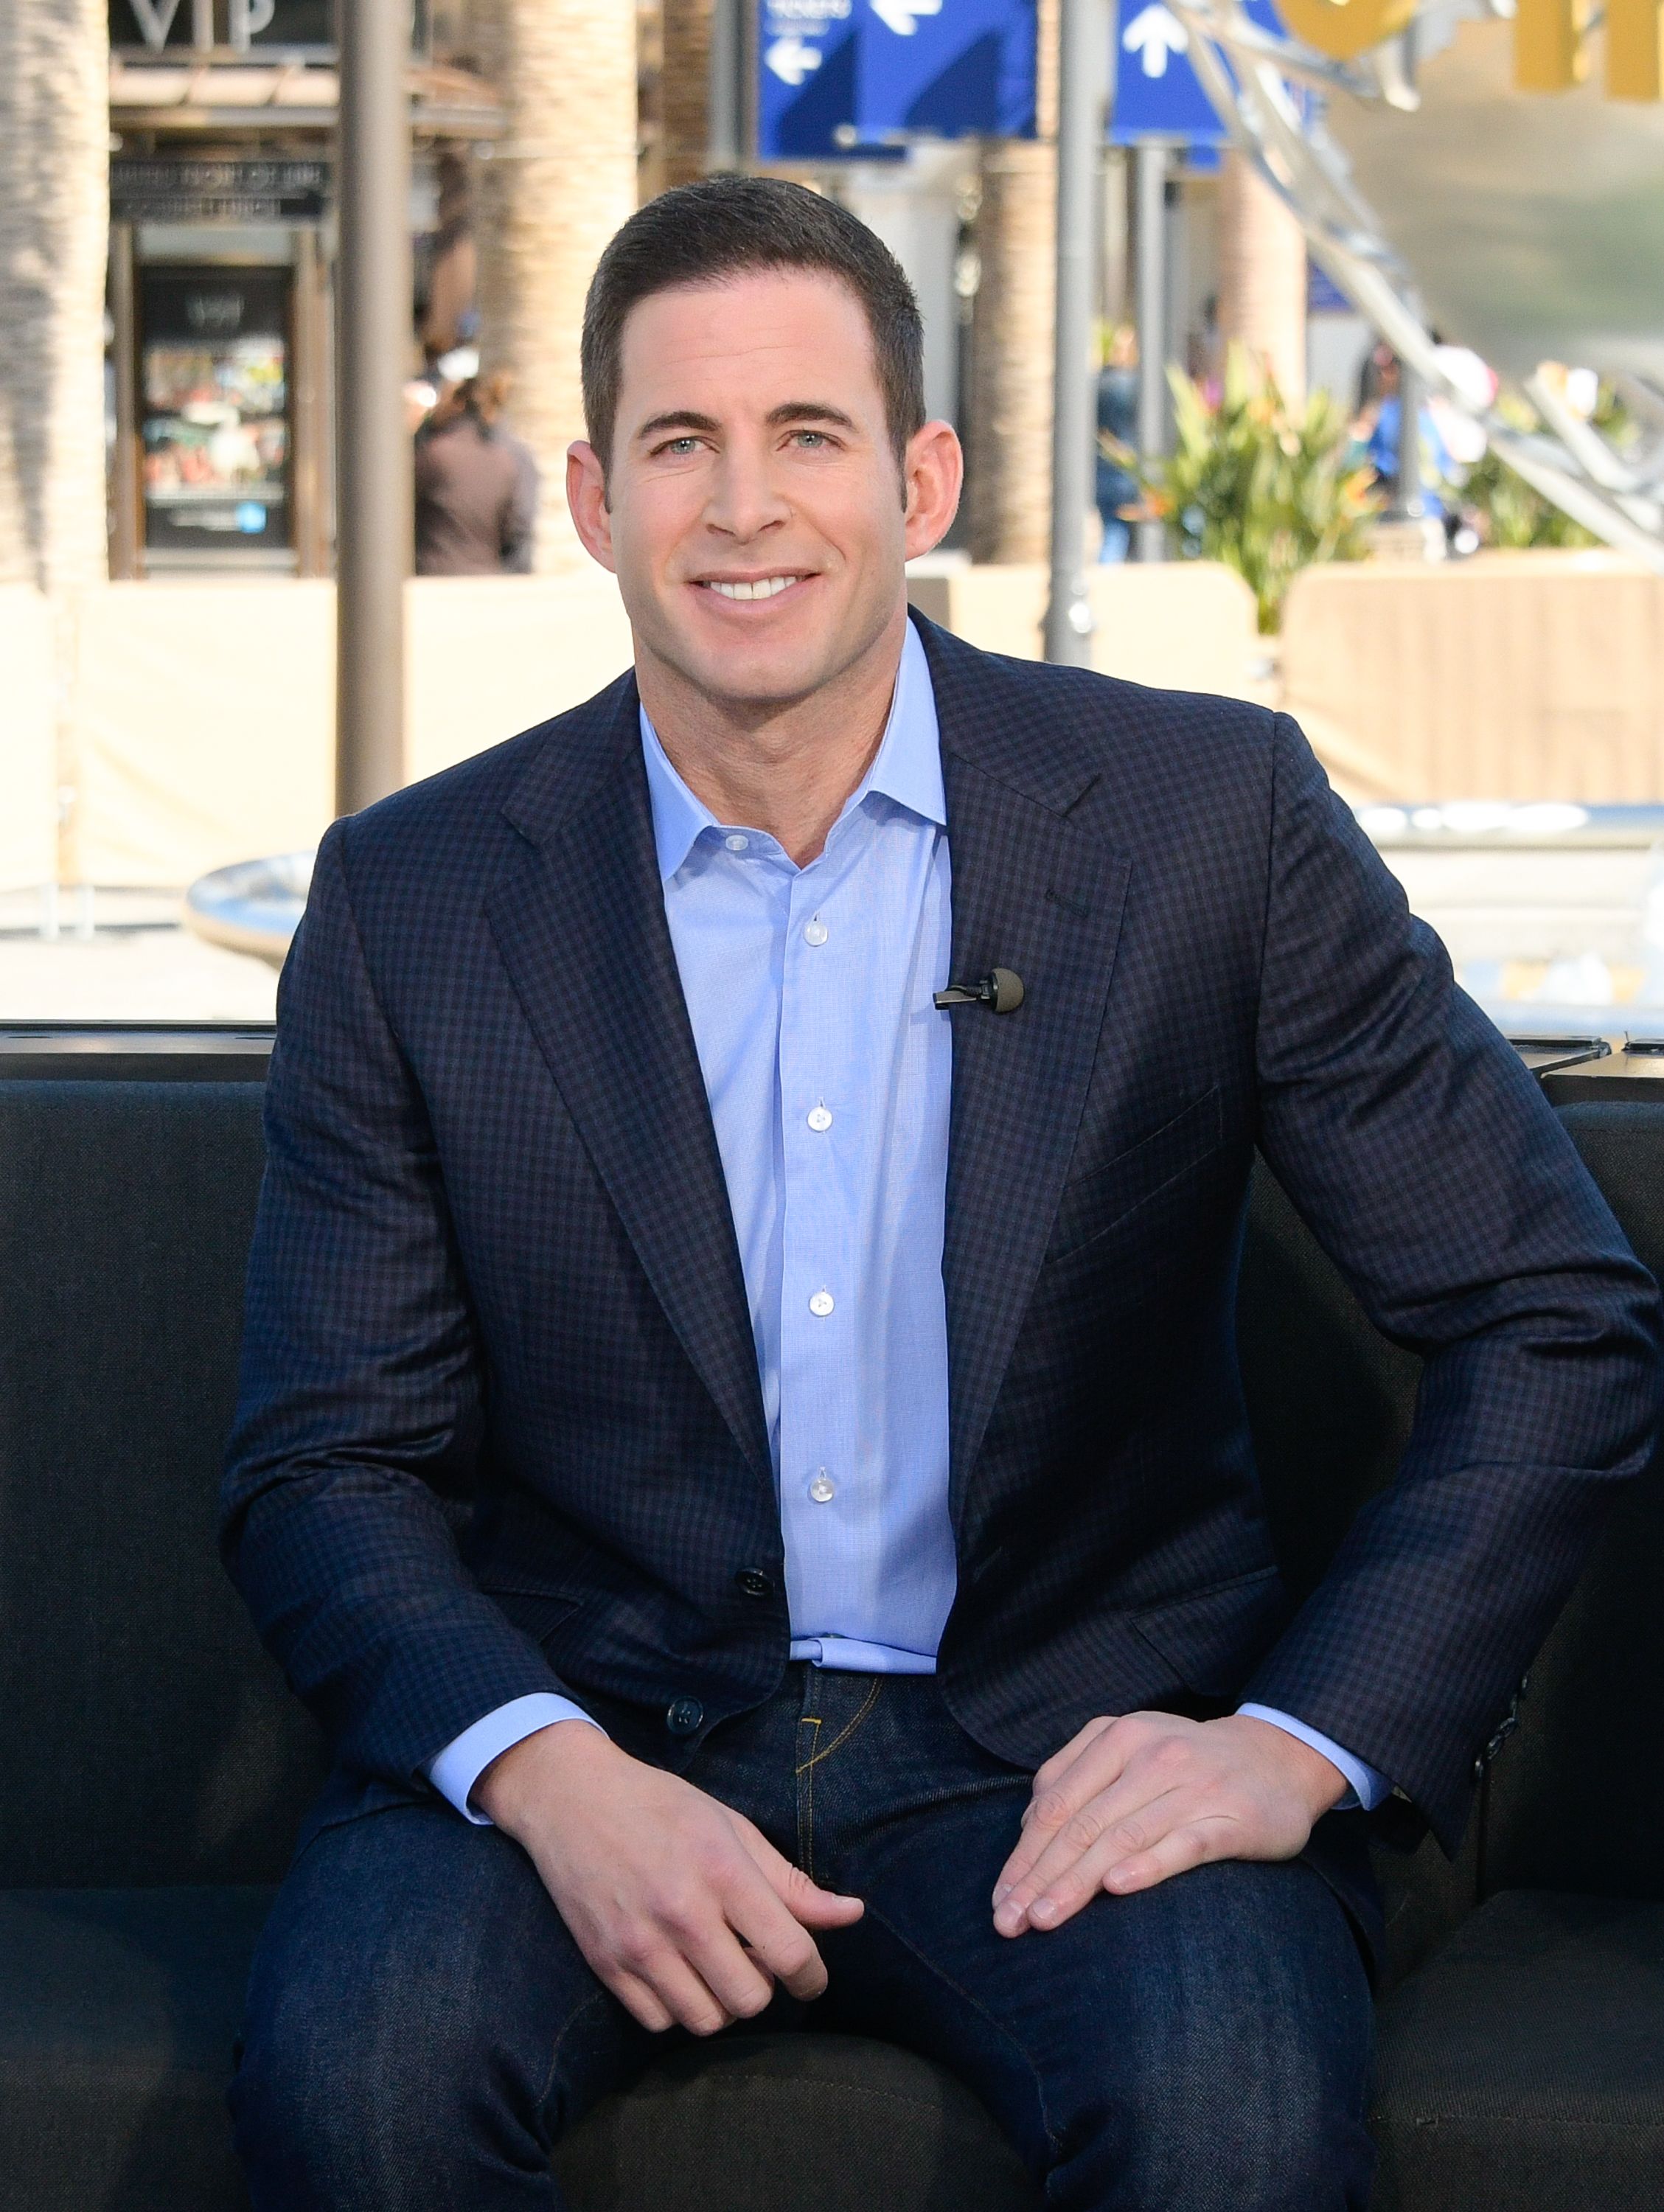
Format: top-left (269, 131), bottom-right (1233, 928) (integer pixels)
top-left (757, 0), bottom-right (1038, 161)
top-left (1110, 0), bottom-right (1286, 150)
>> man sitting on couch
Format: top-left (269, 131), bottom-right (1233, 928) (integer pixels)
top-left (221, 176), bottom-right (1663, 2211)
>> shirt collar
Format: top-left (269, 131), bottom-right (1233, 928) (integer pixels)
top-left (638, 617), bottom-right (944, 884)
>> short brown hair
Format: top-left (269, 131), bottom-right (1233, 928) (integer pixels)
top-left (580, 175), bottom-right (926, 473)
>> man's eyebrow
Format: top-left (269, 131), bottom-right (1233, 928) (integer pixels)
top-left (633, 402), bottom-right (861, 442)
top-left (634, 410), bottom-right (722, 442)
top-left (766, 402), bottom-right (858, 431)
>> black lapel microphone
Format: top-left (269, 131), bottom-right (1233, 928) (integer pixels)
top-left (933, 968), bottom-right (1026, 1015)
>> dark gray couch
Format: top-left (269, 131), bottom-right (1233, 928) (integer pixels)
top-left (0, 1072), bottom-right (1659, 2210)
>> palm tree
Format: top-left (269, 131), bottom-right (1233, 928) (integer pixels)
top-left (1217, 148), bottom-right (1307, 407)
top-left (473, 0), bottom-right (639, 574)
top-left (660, 0), bottom-right (713, 192)
top-left (0, 0), bottom-right (109, 594)
top-left (967, 0), bottom-right (1059, 565)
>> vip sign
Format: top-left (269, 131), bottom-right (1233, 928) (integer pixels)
top-left (111, 0), bottom-right (420, 52)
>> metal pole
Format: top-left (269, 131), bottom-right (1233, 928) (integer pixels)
top-left (335, 0), bottom-right (412, 816)
top-left (1044, 0), bottom-right (1107, 665)
top-left (1133, 139), bottom-right (1169, 563)
top-left (709, 0), bottom-right (744, 170)
top-left (108, 223), bottom-right (142, 582)
top-left (1391, 352), bottom-right (1426, 523)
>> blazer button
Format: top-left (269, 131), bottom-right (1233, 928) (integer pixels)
top-left (666, 1696), bottom-right (704, 1736)
top-left (735, 1567), bottom-right (775, 1600)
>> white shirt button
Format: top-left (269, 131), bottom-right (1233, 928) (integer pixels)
top-left (809, 1470), bottom-right (836, 1503)
top-left (807, 1103), bottom-right (833, 1132)
top-left (808, 1289), bottom-right (835, 1317)
top-left (724, 833), bottom-right (748, 852)
top-left (804, 918), bottom-right (829, 947)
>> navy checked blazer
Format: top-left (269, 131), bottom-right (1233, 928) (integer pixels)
top-left (222, 611), bottom-right (1663, 1859)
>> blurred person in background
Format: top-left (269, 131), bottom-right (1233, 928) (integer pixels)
top-left (414, 366), bottom-right (539, 576)
top-left (1095, 323), bottom-right (1139, 563)
top-left (1353, 344), bottom-right (1452, 521)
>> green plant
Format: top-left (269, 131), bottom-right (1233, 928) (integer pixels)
top-left (1450, 391), bottom-right (1599, 550)
top-left (1111, 344), bottom-right (1379, 632)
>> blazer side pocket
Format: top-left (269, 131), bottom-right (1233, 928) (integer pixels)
top-left (1126, 1565), bottom-right (1288, 1697)
top-left (1049, 1085), bottom-right (1225, 1262)
top-left (478, 1579), bottom-right (585, 1649)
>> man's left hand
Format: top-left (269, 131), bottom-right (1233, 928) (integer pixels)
top-left (992, 1711), bottom-right (1349, 1936)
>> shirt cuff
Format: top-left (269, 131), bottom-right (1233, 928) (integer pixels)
top-left (1236, 1703), bottom-right (1390, 1812)
top-left (425, 1693), bottom-right (605, 1826)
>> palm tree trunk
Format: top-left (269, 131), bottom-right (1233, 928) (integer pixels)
top-left (661, 0), bottom-right (713, 190)
top-left (0, 0), bottom-right (108, 593)
top-left (967, 0), bottom-right (1059, 565)
top-left (1217, 148), bottom-right (1307, 405)
top-left (474, 0), bottom-right (638, 574)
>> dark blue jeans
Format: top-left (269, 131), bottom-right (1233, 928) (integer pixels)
top-left (232, 1668), bottom-right (1375, 2210)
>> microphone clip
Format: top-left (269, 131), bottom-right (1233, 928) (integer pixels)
top-left (933, 967), bottom-right (1026, 1016)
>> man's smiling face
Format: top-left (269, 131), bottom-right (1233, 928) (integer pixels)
top-left (567, 269), bottom-right (959, 715)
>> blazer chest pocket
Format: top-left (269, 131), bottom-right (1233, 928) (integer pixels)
top-left (1049, 1085), bottom-right (1225, 1262)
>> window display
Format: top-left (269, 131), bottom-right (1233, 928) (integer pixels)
top-left (139, 267), bottom-right (292, 556)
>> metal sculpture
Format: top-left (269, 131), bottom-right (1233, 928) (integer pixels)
top-left (1165, 0), bottom-right (1664, 564)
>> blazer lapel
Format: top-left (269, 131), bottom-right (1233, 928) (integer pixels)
top-left (484, 678), bottom-right (772, 1489)
top-left (922, 620), bottom-right (1133, 1511)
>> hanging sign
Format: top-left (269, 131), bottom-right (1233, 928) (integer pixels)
top-left (1110, 0), bottom-right (1288, 148)
top-left (111, 158), bottom-right (329, 223)
top-left (758, 0), bottom-right (1038, 160)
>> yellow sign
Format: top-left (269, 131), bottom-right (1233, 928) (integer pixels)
top-left (1514, 0), bottom-right (1592, 87)
top-left (1276, 0), bottom-right (1417, 60)
top-left (1280, 0), bottom-right (1661, 94)
top-left (1609, 0), bottom-right (1664, 95)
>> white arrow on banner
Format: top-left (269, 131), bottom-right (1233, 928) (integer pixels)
top-left (766, 33), bottom-right (824, 84)
top-left (868, 0), bottom-right (944, 34)
top-left (1122, 1), bottom-right (1189, 76)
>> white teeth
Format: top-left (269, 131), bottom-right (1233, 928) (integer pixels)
top-left (706, 576), bottom-right (798, 600)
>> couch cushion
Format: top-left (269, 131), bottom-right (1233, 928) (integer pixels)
top-left (0, 1081), bottom-right (324, 1886)
top-left (554, 2031), bottom-right (1040, 2212)
top-left (0, 1886), bottom-right (1037, 2212)
top-left (1370, 1890), bottom-right (1664, 2211)
top-left (0, 1885), bottom-right (271, 2211)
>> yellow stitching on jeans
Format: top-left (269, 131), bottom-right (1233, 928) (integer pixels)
top-left (794, 1714), bottom-right (823, 1777)
top-left (798, 1677), bottom-right (881, 1770)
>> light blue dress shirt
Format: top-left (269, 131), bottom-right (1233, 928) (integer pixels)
top-left (429, 624), bottom-right (1388, 1823)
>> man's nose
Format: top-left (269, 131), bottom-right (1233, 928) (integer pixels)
top-left (703, 445), bottom-right (790, 541)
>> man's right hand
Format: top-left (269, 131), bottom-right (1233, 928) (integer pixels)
top-left (474, 1719), bottom-right (864, 2037)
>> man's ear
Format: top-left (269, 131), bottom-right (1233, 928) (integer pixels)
top-left (902, 420), bottom-right (964, 563)
top-left (566, 440), bottom-right (617, 573)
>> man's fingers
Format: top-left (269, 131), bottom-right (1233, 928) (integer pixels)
top-left (1099, 1820), bottom-right (1226, 1899)
top-left (1015, 1775), bottom-right (1185, 1902)
top-left (1016, 1792), bottom-right (1212, 1927)
top-left (726, 1883), bottom-right (832, 2003)
top-left (606, 1969), bottom-right (676, 2034)
top-left (624, 1944), bottom-right (739, 2038)
top-left (731, 1817), bottom-right (865, 1929)
top-left (993, 1722), bottom-right (1149, 1910)
top-left (1031, 1714), bottom-right (1116, 1795)
top-left (680, 1916), bottom-right (779, 2022)
top-left (995, 1775), bottom-right (1193, 1934)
